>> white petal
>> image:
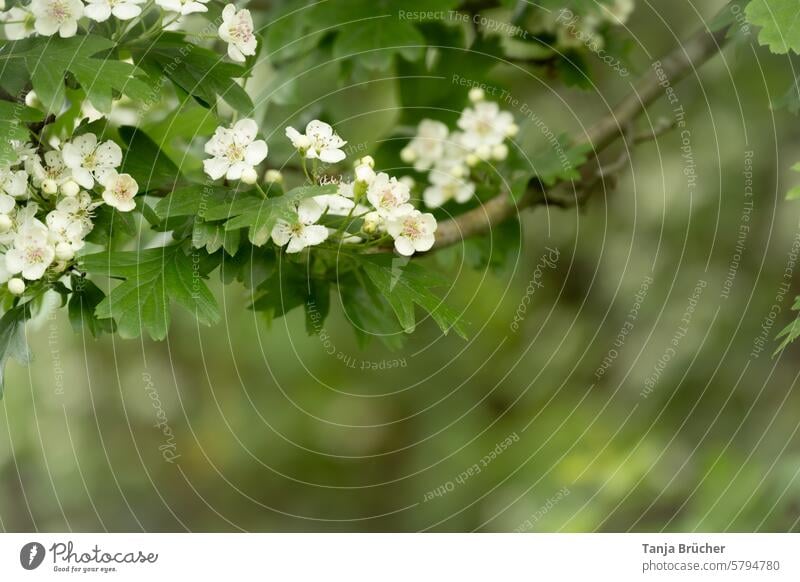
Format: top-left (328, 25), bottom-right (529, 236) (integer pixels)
top-left (233, 119), bottom-right (258, 144)
top-left (85, 3), bottom-right (112, 21)
top-left (394, 236), bottom-right (415, 256)
top-left (244, 140), bottom-right (268, 166)
top-left (203, 157), bottom-right (229, 180)
top-left (319, 148), bottom-right (345, 164)
top-left (112, 2), bottom-right (142, 19)
top-left (297, 198), bottom-right (323, 224)
top-left (58, 19), bottom-right (78, 38)
top-left (414, 233), bottom-right (435, 252)
top-left (285, 235), bottom-right (306, 253)
top-left (5, 249), bottom-right (23, 274)
top-left (300, 225), bottom-right (328, 247)
top-left (95, 140), bottom-right (122, 168)
top-left (0, 194), bottom-right (14, 214)
top-left (71, 168), bottom-right (94, 189)
top-left (34, 16), bottom-right (60, 36)
top-left (227, 43), bottom-right (245, 62)
top-left (306, 120), bottom-right (333, 139)
top-left (270, 221), bottom-right (292, 246)
top-left (225, 162), bottom-right (247, 181)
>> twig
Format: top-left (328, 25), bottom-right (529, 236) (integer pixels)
top-left (420, 24), bottom-right (730, 253)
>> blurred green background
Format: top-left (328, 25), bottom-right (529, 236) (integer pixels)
top-left (4, 0), bottom-right (800, 532)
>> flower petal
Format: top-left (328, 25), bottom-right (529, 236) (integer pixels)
top-left (244, 140), bottom-right (268, 166)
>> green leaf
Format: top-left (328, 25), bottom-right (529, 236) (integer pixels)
top-left (139, 34), bottom-right (254, 116)
top-left (81, 245), bottom-right (220, 341)
top-left (352, 254), bottom-right (467, 338)
top-left (0, 101), bottom-right (44, 165)
top-left (83, 204), bottom-right (137, 246)
top-left (119, 126), bottom-right (184, 193)
top-left (775, 295), bottom-right (800, 353)
top-left (204, 185), bottom-right (337, 245)
top-left (192, 220), bottom-right (242, 256)
top-left (746, 0), bottom-right (800, 54)
top-left (68, 276), bottom-right (115, 337)
top-left (0, 303), bottom-right (32, 397)
top-left (0, 35), bottom-right (151, 114)
top-left (333, 18), bottom-right (425, 70)
top-left (250, 258), bottom-right (318, 321)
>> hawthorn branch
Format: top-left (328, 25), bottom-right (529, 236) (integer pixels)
top-left (424, 24), bottom-right (730, 252)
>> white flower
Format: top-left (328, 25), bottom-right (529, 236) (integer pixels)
top-left (203, 119), bottom-right (268, 181)
top-left (366, 172), bottom-right (413, 219)
top-left (285, 120), bottom-right (347, 164)
top-left (430, 131), bottom-right (470, 178)
top-left (10, 140), bottom-right (36, 168)
top-left (2, 7), bottom-right (35, 39)
top-left (423, 171), bottom-right (475, 208)
top-left (6, 217), bottom-right (55, 280)
top-left (386, 210), bottom-right (437, 256)
top-left (0, 167), bottom-right (28, 198)
top-left (84, 0), bottom-right (144, 21)
top-left (271, 198), bottom-right (329, 253)
top-left (457, 101), bottom-right (515, 151)
top-left (354, 160), bottom-right (376, 184)
top-left (314, 194), bottom-right (354, 216)
top-left (401, 119), bottom-right (448, 172)
top-left (62, 133), bottom-right (123, 189)
top-left (218, 4), bottom-right (257, 62)
top-left (101, 171), bottom-right (138, 212)
top-left (154, 0), bottom-right (208, 15)
top-left (7, 278), bottom-right (24, 295)
top-left (30, 0), bottom-right (84, 37)
top-left (601, 0), bottom-right (634, 25)
top-left (31, 150), bottom-right (71, 193)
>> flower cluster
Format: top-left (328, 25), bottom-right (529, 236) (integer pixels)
top-left (0, 135), bottom-right (138, 294)
top-left (401, 90), bottom-right (518, 209)
top-left (202, 119), bottom-right (437, 257)
top-left (1, 0), bottom-right (258, 64)
top-left (530, 0), bottom-right (635, 52)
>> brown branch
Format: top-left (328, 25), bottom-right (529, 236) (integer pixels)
top-left (423, 24), bottom-right (730, 252)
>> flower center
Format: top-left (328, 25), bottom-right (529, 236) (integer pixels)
top-left (48, 0), bottom-right (71, 22)
top-left (402, 219), bottom-right (421, 239)
top-left (83, 152), bottom-right (97, 169)
top-left (380, 189), bottom-right (396, 207)
top-left (290, 223), bottom-right (304, 236)
top-left (225, 143), bottom-right (245, 162)
top-left (230, 20), bottom-right (253, 43)
top-left (26, 247), bottom-right (45, 264)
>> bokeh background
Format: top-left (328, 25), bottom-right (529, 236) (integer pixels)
top-left (4, 0), bottom-right (800, 532)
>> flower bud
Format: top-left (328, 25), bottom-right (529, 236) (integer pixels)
top-left (362, 212), bottom-right (382, 234)
top-left (492, 143), bottom-right (509, 161)
top-left (0, 214), bottom-right (12, 233)
top-left (60, 180), bottom-right (80, 197)
top-left (55, 242), bottom-right (75, 261)
top-left (450, 164), bottom-right (467, 178)
top-left (476, 144), bottom-right (491, 160)
top-left (42, 179), bottom-right (58, 195)
top-left (466, 154), bottom-right (480, 167)
top-left (400, 176), bottom-right (415, 189)
top-left (264, 169), bottom-right (283, 184)
top-left (400, 147), bottom-right (416, 163)
top-left (251, 226), bottom-right (270, 247)
top-left (24, 91), bottom-right (41, 109)
top-left (358, 155), bottom-right (375, 168)
top-left (295, 135), bottom-right (312, 152)
top-left (506, 123), bottom-right (519, 137)
top-left (240, 167), bottom-right (258, 184)
top-left (469, 87), bottom-right (485, 103)
top-left (355, 163), bottom-right (375, 184)
top-left (7, 278), bottom-right (25, 296)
